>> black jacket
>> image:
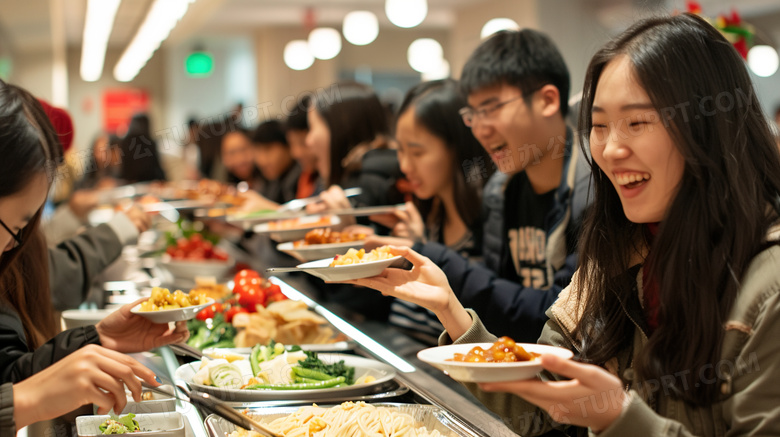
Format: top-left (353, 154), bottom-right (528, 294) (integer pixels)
top-left (0, 305), bottom-right (101, 384)
top-left (413, 132), bottom-right (592, 343)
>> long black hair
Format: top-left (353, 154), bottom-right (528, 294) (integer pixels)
top-left (0, 79), bottom-right (62, 347)
top-left (397, 79), bottom-right (493, 242)
top-left (575, 13), bottom-right (780, 406)
top-left (312, 82), bottom-right (390, 186)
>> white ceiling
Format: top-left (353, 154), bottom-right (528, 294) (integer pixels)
top-left (1, 0), bottom-right (779, 54)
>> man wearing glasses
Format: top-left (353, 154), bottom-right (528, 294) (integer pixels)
top-left (410, 29), bottom-right (591, 343)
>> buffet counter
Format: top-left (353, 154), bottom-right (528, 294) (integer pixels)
top-left (28, 230), bottom-right (518, 436)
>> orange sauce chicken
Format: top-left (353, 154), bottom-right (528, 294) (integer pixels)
top-left (450, 336), bottom-right (540, 363)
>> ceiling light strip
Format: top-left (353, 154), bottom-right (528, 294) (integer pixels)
top-left (80, 0), bottom-right (121, 82)
top-left (114, 0), bottom-right (195, 82)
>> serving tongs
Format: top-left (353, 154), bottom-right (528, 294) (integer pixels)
top-left (188, 391), bottom-right (283, 437)
top-left (276, 187), bottom-right (362, 212)
top-left (139, 382), bottom-right (282, 437)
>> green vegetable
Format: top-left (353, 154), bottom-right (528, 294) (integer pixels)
top-left (210, 363), bottom-right (243, 388)
top-left (187, 325), bottom-right (211, 350)
top-left (244, 376), bottom-right (345, 390)
top-left (249, 341), bottom-right (287, 377)
top-left (298, 352), bottom-right (355, 385)
top-left (250, 344), bottom-right (262, 377)
top-left (208, 339), bottom-right (235, 349)
top-left (187, 314), bottom-right (236, 350)
top-left (292, 367), bottom-right (335, 381)
top-left (99, 413), bottom-right (140, 434)
top-left (293, 376), bottom-right (320, 384)
top-left (165, 219), bottom-right (220, 248)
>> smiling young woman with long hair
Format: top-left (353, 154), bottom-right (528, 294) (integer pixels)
top-left (344, 13), bottom-right (780, 436)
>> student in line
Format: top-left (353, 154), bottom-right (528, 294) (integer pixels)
top-left (250, 119), bottom-right (300, 204)
top-left (347, 13), bottom-right (780, 436)
top-left (374, 79), bottom-right (493, 343)
top-left (367, 29), bottom-right (591, 342)
top-left (0, 80), bottom-right (182, 430)
top-left (305, 82), bottom-right (406, 215)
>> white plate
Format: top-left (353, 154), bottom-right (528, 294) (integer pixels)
top-left (76, 412), bottom-right (184, 437)
top-left (276, 240), bottom-right (365, 262)
top-left (130, 297), bottom-right (215, 323)
top-left (61, 309), bottom-right (117, 330)
top-left (292, 255), bottom-right (403, 282)
top-left (417, 343), bottom-right (574, 383)
top-left (253, 215), bottom-right (340, 242)
top-left (175, 353), bottom-right (397, 402)
top-left (157, 255), bottom-right (234, 280)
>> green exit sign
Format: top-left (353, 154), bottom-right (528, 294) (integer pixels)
top-left (185, 51), bottom-right (213, 77)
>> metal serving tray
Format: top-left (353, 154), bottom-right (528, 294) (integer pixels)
top-left (204, 402), bottom-right (476, 437)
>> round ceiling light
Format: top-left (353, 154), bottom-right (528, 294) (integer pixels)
top-left (308, 27), bottom-right (342, 60)
top-left (343, 11), bottom-right (379, 46)
top-left (284, 40), bottom-right (314, 71)
top-left (407, 38), bottom-right (443, 73)
top-left (480, 18), bottom-right (520, 39)
top-left (386, 0), bottom-right (427, 28)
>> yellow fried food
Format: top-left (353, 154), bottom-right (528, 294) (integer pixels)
top-left (329, 246), bottom-right (394, 267)
top-left (138, 287), bottom-right (207, 311)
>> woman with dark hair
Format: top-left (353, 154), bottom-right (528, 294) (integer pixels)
top-left (0, 81), bottom-right (183, 432)
top-left (376, 79), bottom-right (492, 256)
top-left (284, 94), bottom-right (319, 199)
top-left (377, 80), bottom-right (493, 343)
top-left (306, 82), bottom-right (405, 212)
top-left (344, 13), bottom-right (780, 435)
top-left (118, 113), bottom-right (167, 183)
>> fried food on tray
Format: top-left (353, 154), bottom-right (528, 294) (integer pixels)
top-left (191, 277), bottom-right (231, 302)
top-left (293, 228), bottom-right (367, 247)
top-left (231, 300), bottom-right (344, 347)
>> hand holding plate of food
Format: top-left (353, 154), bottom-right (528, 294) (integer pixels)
top-left (266, 246), bottom-right (403, 282)
top-left (417, 336), bottom-right (574, 383)
top-left (130, 287), bottom-right (214, 323)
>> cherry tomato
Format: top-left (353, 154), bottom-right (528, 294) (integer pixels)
top-left (233, 269), bottom-right (260, 285)
top-left (262, 283), bottom-right (286, 303)
top-left (235, 280), bottom-right (266, 311)
top-left (224, 306), bottom-right (249, 323)
top-left (196, 303), bottom-right (223, 321)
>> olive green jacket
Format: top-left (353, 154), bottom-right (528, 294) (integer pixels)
top-left (442, 241), bottom-right (780, 436)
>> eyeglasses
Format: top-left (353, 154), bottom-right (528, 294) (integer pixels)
top-left (459, 95), bottom-right (523, 127)
top-left (0, 216), bottom-right (23, 250)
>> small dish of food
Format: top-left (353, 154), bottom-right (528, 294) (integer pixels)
top-left (253, 215), bottom-right (339, 242)
top-left (76, 412), bottom-right (184, 436)
top-left (417, 337), bottom-right (574, 383)
top-left (276, 228), bottom-right (367, 262)
top-left (130, 287), bottom-right (214, 323)
top-left (269, 246), bottom-right (403, 282)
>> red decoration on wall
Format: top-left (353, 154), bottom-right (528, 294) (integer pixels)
top-left (684, 2), bottom-right (754, 60)
top-left (102, 88), bottom-right (149, 135)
